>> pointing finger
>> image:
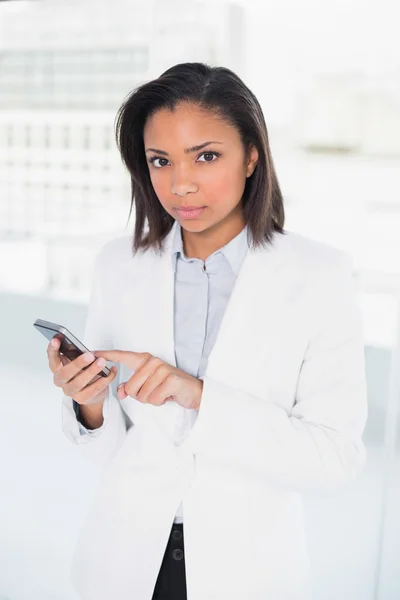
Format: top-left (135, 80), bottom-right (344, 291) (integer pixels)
top-left (93, 350), bottom-right (149, 370)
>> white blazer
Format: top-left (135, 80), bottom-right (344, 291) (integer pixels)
top-left (62, 221), bottom-right (368, 600)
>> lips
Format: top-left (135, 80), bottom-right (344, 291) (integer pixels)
top-left (174, 206), bottom-right (204, 210)
top-left (174, 206), bottom-right (206, 219)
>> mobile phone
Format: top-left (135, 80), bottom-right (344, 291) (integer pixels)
top-left (33, 318), bottom-right (110, 377)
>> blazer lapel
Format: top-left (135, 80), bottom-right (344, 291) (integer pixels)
top-left (203, 231), bottom-right (289, 388)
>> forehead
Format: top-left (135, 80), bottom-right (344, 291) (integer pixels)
top-left (143, 102), bottom-right (238, 142)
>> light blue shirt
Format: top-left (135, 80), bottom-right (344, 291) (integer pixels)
top-left (172, 221), bottom-right (249, 381)
top-left (76, 220), bottom-right (250, 521)
top-left (171, 221), bottom-right (249, 521)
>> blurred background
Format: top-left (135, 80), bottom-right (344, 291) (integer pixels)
top-left (0, 0), bottom-right (399, 598)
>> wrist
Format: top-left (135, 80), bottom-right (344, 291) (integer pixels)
top-left (191, 379), bottom-right (203, 411)
top-left (77, 400), bottom-right (105, 429)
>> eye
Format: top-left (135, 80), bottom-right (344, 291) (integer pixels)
top-left (148, 157), bottom-right (170, 168)
top-left (197, 152), bottom-right (220, 162)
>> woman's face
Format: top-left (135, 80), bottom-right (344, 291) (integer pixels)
top-left (143, 102), bottom-right (258, 235)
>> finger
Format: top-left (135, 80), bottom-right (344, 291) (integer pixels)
top-left (54, 351), bottom-right (99, 387)
top-left (162, 396), bottom-right (175, 404)
top-left (47, 338), bottom-right (64, 373)
top-left (133, 364), bottom-right (167, 404)
top-left (146, 374), bottom-right (176, 407)
top-left (93, 350), bottom-right (150, 371)
top-left (63, 357), bottom-right (116, 397)
top-left (123, 357), bottom-right (164, 402)
top-left (117, 383), bottom-right (128, 400)
top-left (73, 366), bottom-right (118, 405)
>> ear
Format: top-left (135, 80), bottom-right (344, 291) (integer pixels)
top-left (246, 145), bottom-right (259, 177)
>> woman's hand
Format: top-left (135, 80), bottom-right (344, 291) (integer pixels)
top-left (47, 338), bottom-right (118, 406)
top-left (93, 350), bottom-right (203, 410)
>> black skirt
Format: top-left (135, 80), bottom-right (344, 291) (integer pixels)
top-left (152, 522), bottom-right (187, 600)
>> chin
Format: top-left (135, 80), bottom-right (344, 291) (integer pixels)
top-left (178, 220), bottom-right (209, 232)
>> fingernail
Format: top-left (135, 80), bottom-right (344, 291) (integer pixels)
top-left (51, 339), bottom-right (58, 348)
top-left (83, 352), bottom-right (95, 362)
top-left (96, 358), bottom-right (105, 367)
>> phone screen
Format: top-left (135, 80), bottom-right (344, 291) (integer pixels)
top-left (52, 332), bottom-right (84, 361)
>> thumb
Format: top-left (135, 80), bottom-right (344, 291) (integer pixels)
top-left (49, 337), bottom-right (69, 372)
top-left (117, 382), bottom-right (128, 399)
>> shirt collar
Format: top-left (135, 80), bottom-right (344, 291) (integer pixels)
top-left (171, 220), bottom-right (249, 277)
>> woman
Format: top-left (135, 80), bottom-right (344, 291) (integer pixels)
top-left (48, 62), bottom-right (368, 600)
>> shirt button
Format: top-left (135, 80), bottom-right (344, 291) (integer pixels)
top-left (172, 529), bottom-right (183, 540)
top-left (172, 548), bottom-right (184, 561)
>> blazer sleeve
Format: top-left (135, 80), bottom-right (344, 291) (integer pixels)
top-left (61, 244), bottom-right (128, 468)
top-left (186, 253), bottom-right (368, 493)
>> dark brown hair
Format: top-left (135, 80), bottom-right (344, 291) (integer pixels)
top-left (115, 62), bottom-right (285, 256)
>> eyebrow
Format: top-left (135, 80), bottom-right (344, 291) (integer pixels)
top-left (145, 140), bottom-right (223, 156)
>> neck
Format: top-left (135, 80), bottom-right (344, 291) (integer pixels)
top-left (181, 209), bottom-right (246, 261)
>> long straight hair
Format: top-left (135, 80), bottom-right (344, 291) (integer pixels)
top-left (115, 62), bottom-right (285, 257)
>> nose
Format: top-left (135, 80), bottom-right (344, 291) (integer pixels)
top-left (171, 165), bottom-right (198, 196)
